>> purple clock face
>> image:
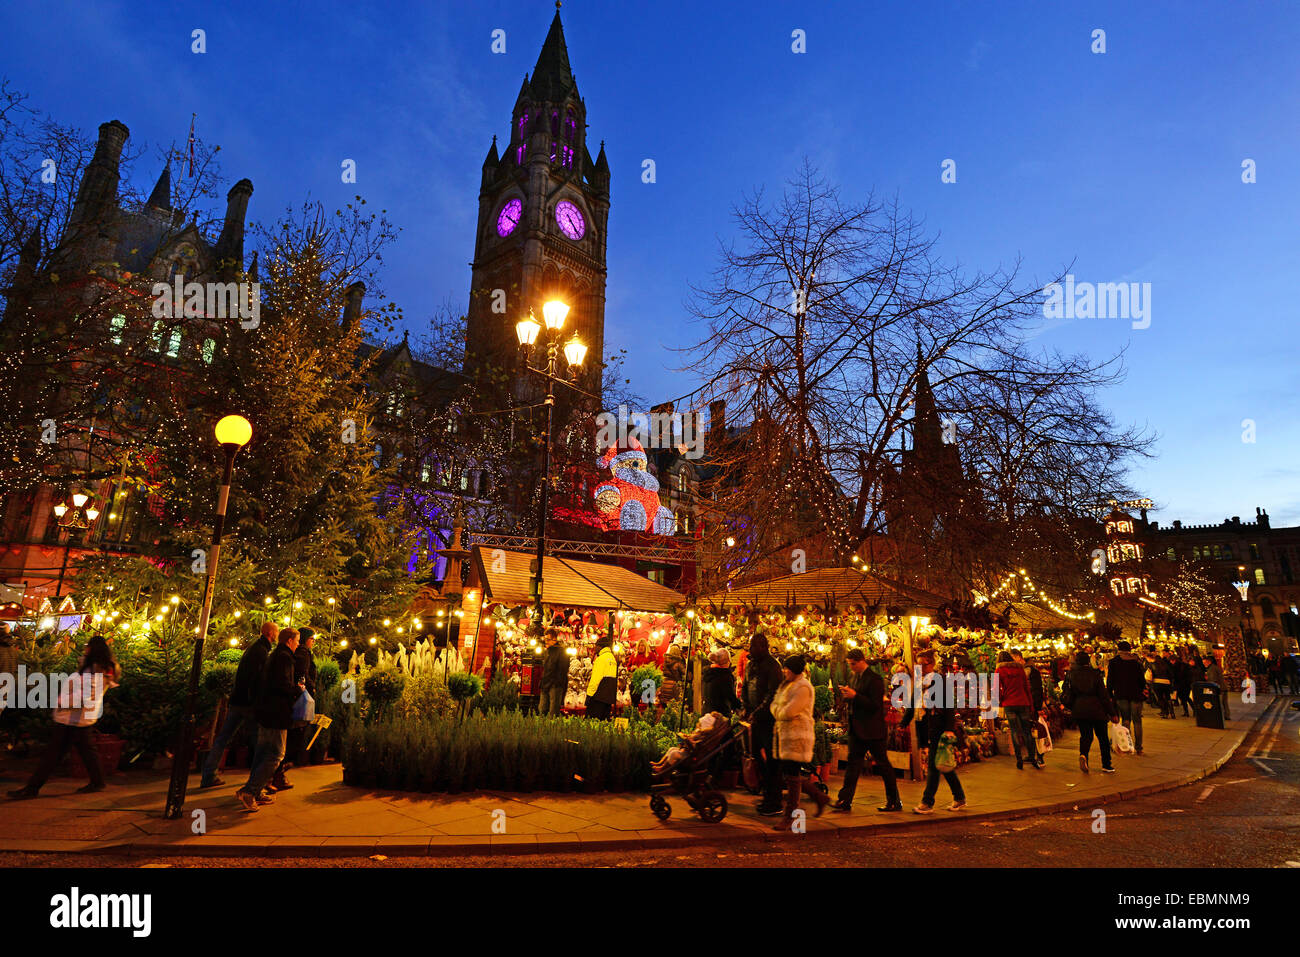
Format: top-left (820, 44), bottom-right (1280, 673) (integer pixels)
top-left (555, 200), bottom-right (586, 240)
top-left (496, 199), bottom-right (522, 237)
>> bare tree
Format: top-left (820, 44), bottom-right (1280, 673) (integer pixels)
top-left (682, 162), bottom-right (1153, 598)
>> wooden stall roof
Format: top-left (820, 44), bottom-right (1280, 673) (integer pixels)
top-left (472, 546), bottom-right (685, 612)
top-left (702, 566), bottom-right (951, 611)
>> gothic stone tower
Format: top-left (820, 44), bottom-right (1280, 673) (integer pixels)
top-left (464, 5), bottom-right (610, 404)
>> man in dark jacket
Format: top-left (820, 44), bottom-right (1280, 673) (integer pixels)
top-left (1106, 640), bottom-right (1146, 756)
top-left (237, 627), bottom-right (302, 811)
top-left (537, 628), bottom-right (570, 716)
top-left (832, 649), bottom-right (900, 813)
top-left (741, 633), bottom-right (784, 816)
top-left (278, 627), bottom-right (318, 777)
top-left (1065, 651), bottom-right (1119, 773)
top-left (1170, 650), bottom-right (1192, 717)
top-left (200, 622), bottom-right (277, 789)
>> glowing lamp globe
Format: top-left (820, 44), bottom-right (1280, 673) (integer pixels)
top-left (515, 314), bottom-right (541, 346)
top-left (563, 336), bottom-right (587, 367)
top-left (52, 503), bottom-right (68, 518)
top-left (85, 507), bottom-right (100, 521)
top-left (215, 414), bottom-right (252, 448)
top-left (541, 299), bottom-right (569, 331)
top-left (71, 492), bottom-right (88, 508)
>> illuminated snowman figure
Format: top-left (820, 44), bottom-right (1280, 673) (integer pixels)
top-left (593, 437), bottom-right (675, 534)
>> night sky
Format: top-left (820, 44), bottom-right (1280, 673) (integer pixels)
top-left (4, 0), bottom-right (1296, 525)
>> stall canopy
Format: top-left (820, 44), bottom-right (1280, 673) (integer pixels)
top-left (472, 546), bottom-right (685, 613)
top-left (702, 566), bottom-right (951, 611)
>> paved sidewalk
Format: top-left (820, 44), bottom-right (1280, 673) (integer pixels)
top-left (0, 696), bottom-right (1278, 858)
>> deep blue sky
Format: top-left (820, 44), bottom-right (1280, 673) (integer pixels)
top-left (3, 0), bottom-right (1297, 526)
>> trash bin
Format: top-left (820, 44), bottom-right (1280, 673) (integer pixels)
top-left (1192, 681), bottom-right (1224, 729)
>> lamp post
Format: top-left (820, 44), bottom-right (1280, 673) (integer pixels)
top-left (164, 414), bottom-right (252, 819)
top-left (515, 300), bottom-right (587, 633)
top-left (50, 492), bottom-right (101, 602)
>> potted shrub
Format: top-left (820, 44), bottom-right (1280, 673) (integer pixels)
top-left (447, 672), bottom-right (484, 721)
top-left (362, 668), bottom-right (406, 724)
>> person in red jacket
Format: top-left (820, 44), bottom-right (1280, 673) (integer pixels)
top-left (996, 650), bottom-right (1042, 769)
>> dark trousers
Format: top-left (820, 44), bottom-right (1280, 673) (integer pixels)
top-left (751, 719), bottom-right (782, 807)
top-left (920, 740), bottom-right (964, 806)
top-left (1078, 719), bottom-right (1113, 769)
top-left (837, 733), bottom-right (899, 807)
top-left (1175, 687), bottom-right (1191, 715)
top-left (1153, 684), bottom-right (1174, 717)
top-left (27, 723), bottom-right (105, 792)
top-left (585, 697), bottom-right (612, 720)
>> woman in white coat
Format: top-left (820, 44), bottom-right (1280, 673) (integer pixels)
top-left (769, 654), bottom-right (828, 829)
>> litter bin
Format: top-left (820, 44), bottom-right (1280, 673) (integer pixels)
top-left (1192, 681), bottom-right (1224, 729)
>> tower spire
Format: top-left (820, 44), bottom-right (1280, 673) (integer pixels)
top-left (530, 3), bottom-right (576, 100)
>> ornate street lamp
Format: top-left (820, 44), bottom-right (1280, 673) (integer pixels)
top-left (165, 413), bottom-right (252, 819)
top-left (50, 490), bottom-right (101, 599)
top-left (514, 299), bottom-right (585, 632)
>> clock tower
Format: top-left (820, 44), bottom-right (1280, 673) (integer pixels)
top-left (465, 3), bottom-right (610, 403)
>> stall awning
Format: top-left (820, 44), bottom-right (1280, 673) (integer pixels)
top-left (472, 546), bottom-right (685, 612)
top-left (701, 566), bottom-right (951, 611)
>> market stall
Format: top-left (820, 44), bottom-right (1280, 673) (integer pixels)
top-left (465, 546), bottom-right (688, 710)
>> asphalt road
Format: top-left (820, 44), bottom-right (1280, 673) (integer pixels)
top-left (4, 698), bottom-right (1298, 869)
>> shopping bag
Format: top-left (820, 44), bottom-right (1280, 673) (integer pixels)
top-left (934, 731), bottom-right (958, 773)
top-left (291, 690), bottom-right (316, 727)
top-left (1109, 721), bottom-right (1134, 754)
top-left (1035, 717), bottom-right (1053, 754)
top-left (742, 756), bottom-right (762, 792)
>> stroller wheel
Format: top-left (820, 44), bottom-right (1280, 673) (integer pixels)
top-left (816, 780), bottom-right (829, 795)
top-left (697, 790), bottom-right (727, 824)
top-left (649, 795), bottom-right (671, 821)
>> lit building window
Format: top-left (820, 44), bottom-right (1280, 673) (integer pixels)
top-left (150, 321), bottom-right (165, 352)
top-left (201, 338), bottom-right (216, 364)
top-left (109, 314), bottom-right (126, 345)
top-left (166, 328), bottom-right (182, 358)
top-left (1255, 568), bottom-right (1266, 585)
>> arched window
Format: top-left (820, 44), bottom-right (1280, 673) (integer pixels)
top-left (150, 321), bottom-right (166, 352)
top-left (1261, 597), bottom-right (1276, 618)
top-left (201, 338), bottom-right (216, 364)
top-left (166, 327), bottom-right (182, 358)
top-left (1110, 579), bottom-right (1124, 596)
top-left (109, 314), bottom-right (126, 345)
top-left (1165, 547), bottom-right (1175, 560)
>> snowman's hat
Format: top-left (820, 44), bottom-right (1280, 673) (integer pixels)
top-left (598, 435), bottom-right (648, 471)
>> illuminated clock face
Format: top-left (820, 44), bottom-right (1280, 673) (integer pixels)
top-left (496, 198), bottom-right (522, 237)
top-left (555, 200), bottom-right (586, 240)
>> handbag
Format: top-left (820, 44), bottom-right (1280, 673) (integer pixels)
top-left (934, 731), bottom-right (958, 773)
top-left (291, 689), bottom-right (316, 727)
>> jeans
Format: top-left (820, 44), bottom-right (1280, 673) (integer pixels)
top-left (538, 685), bottom-right (565, 716)
top-left (201, 704), bottom-right (255, 784)
top-left (1004, 706), bottom-right (1038, 764)
top-left (920, 740), bottom-right (964, 806)
top-left (837, 733), bottom-right (899, 807)
top-left (26, 723), bottom-right (105, 792)
top-left (1115, 698), bottom-right (1143, 752)
top-left (243, 726), bottom-right (287, 796)
top-left (1078, 719), bottom-right (1113, 769)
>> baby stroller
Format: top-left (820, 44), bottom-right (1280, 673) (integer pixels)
top-left (648, 717), bottom-right (748, 823)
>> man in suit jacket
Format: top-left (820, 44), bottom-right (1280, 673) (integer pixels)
top-left (831, 648), bottom-right (901, 813)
